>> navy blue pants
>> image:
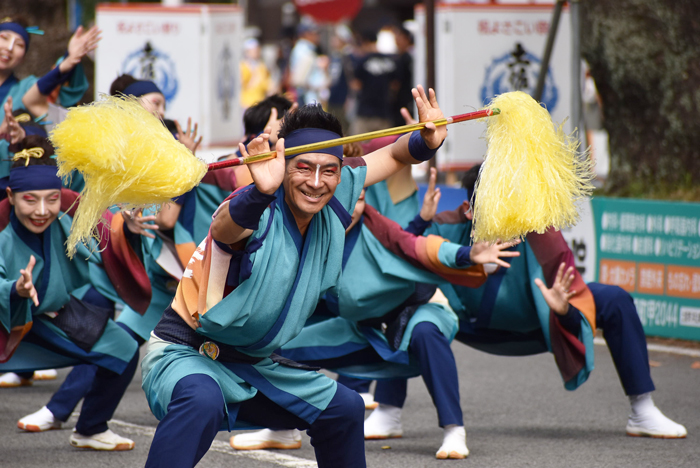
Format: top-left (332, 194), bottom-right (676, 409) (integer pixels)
top-left (588, 282), bottom-right (655, 395)
top-left (366, 322), bottom-right (463, 427)
top-left (45, 323), bottom-right (144, 429)
top-left (337, 375), bottom-right (371, 394)
top-left (145, 373), bottom-right (366, 468)
top-left (378, 283), bottom-right (655, 407)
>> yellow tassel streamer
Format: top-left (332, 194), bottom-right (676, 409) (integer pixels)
top-left (50, 95), bottom-right (207, 257)
top-left (472, 91), bottom-right (594, 243)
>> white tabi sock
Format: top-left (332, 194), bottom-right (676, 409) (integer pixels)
top-left (436, 424), bottom-right (469, 459)
top-left (364, 404), bottom-right (403, 439)
top-left (626, 392), bottom-right (687, 438)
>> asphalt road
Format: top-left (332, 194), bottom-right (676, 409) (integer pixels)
top-left (1, 340), bottom-right (698, 468)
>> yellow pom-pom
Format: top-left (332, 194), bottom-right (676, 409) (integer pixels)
top-left (50, 95), bottom-right (207, 257)
top-left (471, 91), bottom-right (594, 243)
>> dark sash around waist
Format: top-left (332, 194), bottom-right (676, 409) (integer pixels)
top-left (153, 306), bottom-right (320, 371)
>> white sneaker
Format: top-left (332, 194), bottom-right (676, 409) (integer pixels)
top-left (364, 404), bottom-right (403, 439)
top-left (436, 425), bottom-right (469, 459)
top-left (626, 406), bottom-right (687, 439)
top-left (70, 429), bottom-right (135, 451)
top-left (18, 406), bottom-right (62, 432)
top-left (230, 429), bottom-right (302, 450)
top-left (0, 372), bottom-right (33, 388)
top-left (360, 392), bottom-right (378, 410)
top-left (33, 369), bottom-right (58, 380)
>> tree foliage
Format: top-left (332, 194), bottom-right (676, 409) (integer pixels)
top-left (581, 0), bottom-right (700, 199)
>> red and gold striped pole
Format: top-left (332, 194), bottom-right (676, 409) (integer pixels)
top-left (207, 108), bottom-right (500, 171)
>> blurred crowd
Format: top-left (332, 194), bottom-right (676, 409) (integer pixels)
top-left (240, 19), bottom-right (416, 136)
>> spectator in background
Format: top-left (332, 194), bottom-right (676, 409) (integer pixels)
top-left (351, 29), bottom-right (397, 135)
top-left (327, 25), bottom-right (355, 135)
top-left (240, 38), bottom-right (271, 110)
top-left (391, 26), bottom-right (415, 126)
top-left (289, 20), bottom-right (324, 106)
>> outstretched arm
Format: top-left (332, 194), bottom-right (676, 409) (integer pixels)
top-left (362, 85), bottom-right (447, 187)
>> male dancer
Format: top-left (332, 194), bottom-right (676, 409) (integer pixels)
top-left (141, 86), bottom-right (448, 467)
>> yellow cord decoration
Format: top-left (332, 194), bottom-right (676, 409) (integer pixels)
top-left (12, 147), bottom-right (45, 166)
top-left (50, 95), bottom-right (207, 258)
top-left (471, 91), bottom-right (594, 243)
top-left (14, 113), bottom-right (31, 123)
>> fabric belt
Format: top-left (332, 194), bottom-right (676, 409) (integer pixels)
top-left (153, 306), bottom-right (320, 371)
top-left (154, 306), bottom-right (263, 365)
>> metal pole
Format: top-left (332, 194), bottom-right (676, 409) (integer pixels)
top-left (570, 0), bottom-right (584, 147)
top-left (533, 0), bottom-right (565, 102)
top-left (425, 0), bottom-right (436, 169)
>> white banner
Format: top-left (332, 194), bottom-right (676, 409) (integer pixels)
top-left (416, 3), bottom-right (572, 171)
top-left (96, 5), bottom-right (243, 146)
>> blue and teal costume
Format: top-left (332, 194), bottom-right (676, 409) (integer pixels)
top-left (142, 124), bottom-right (368, 468)
top-left (0, 164), bottom-right (150, 436)
top-left (375, 203), bottom-right (654, 408)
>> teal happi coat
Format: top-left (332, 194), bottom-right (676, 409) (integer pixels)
top-left (0, 201), bottom-right (149, 374)
top-left (426, 205), bottom-right (596, 390)
top-left (141, 163), bottom-right (366, 429)
top-left (280, 202), bottom-right (485, 380)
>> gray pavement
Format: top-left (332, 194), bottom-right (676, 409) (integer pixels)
top-left (1, 341), bottom-right (698, 467)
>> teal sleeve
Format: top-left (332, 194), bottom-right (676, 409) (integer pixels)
top-left (437, 242), bottom-right (472, 270)
top-left (56, 62), bottom-right (89, 107)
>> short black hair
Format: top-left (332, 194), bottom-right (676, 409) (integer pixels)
top-left (359, 29), bottom-right (378, 44)
top-left (461, 163), bottom-right (482, 194)
top-left (243, 94), bottom-right (293, 136)
top-left (10, 135), bottom-right (56, 169)
top-left (278, 104), bottom-right (343, 140)
top-left (395, 26), bottom-right (414, 46)
top-left (109, 74), bottom-right (138, 96)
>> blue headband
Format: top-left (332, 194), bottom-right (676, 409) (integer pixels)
top-left (283, 128), bottom-right (343, 160)
top-left (0, 22), bottom-right (44, 51)
top-left (123, 80), bottom-right (163, 98)
top-left (8, 165), bottom-right (62, 192)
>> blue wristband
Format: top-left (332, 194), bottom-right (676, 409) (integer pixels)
top-left (556, 303), bottom-right (582, 335)
top-left (408, 130), bottom-right (443, 162)
top-left (37, 66), bottom-right (73, 96)
top-left (405, 213), bottom-right (432, 236)
top-left (455, 246), bottom-right (472, 267)
top-left (10, 281), bottom-right (21, 302)
top-left (227, 185), bottom-right (276, 230)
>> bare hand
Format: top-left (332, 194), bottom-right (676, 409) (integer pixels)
top-left (60, 25), bottom-right (101, 73)
top-left (16, 255), bottom-right (39, 307)
top-left (419, 167), bottom-right (441, 222)
top-left (400, 106), bottom-right (417, 125)
top-left (413, 85), bottom-right (447, 150)
top-left (240, 130), bottom-right (285, 195)
top-left (122, 209), bottom-right (158, 239)
top-left (470, 239), bottom-right (521, 268)
top-left (534, 262), bottom-right (577, 315)
top-left (0, 97), bottom-right (26, 144)
top-left (175, 118), bottom-right (202, 154)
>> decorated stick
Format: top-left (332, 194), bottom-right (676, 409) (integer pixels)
top-left (207, 108), bottom-right (501, 171)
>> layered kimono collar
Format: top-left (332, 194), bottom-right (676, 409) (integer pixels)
top-left (0, 20), bottom-right (44, 51)
top-left (8, 165), bottom-right (62, 192)
top-left (9, 209), bottom-right (46, 257)
top-left (284, 128), bottom-right (343, 160)
top-left (123, 80), bottom-right (163, 98)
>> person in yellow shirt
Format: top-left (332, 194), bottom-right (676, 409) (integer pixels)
top-left (240, 38), bottom-right (270, 109)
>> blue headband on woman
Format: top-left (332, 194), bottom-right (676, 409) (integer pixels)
top-left (123, 80), bottom-right (163, 98)
top-left (8, 165), bottom-right (62, 192)
top-left (283, 128), bottom-right (343, 160)
top-left (0, 21), bottom-right (44, 51)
